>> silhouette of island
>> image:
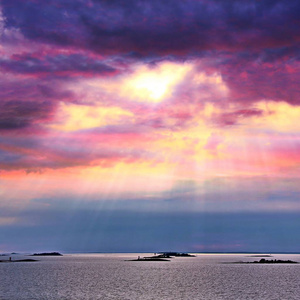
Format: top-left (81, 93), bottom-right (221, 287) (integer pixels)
top-left (31, 252), bottom-right (62, 256)
top-left (128, 257), bottom-right (170, 261)
top-left (0, 259), bottom-right (38, 263)
top-left (251, 259), bottom-right (298, 264)
top-left (228, 258), bottom-right (298, 264)
top-left (127, 252), bottom-right (195, 261)
top-left (144, 254), bottom-right (172, 259)
top-left (158, 252), bottom-right (196, 257)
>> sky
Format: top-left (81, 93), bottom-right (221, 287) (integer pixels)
top-left (0, 0), bottom-right (299, 253)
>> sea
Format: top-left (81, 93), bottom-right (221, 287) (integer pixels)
top-left (0, 253), bottom-right (299, 300)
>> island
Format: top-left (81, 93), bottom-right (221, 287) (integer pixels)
top-left (0, 259), bottom-right (38, 263)
top-left (251, 259), bottom-right (298, 264)
top-left (158, 252), bottom-right (196, 257)
top-left (31, 252), bottom-right (63, 256)
top-left (127, 252), bottom-right (196, 261)
top-left (128, 257), bottom-right (170, 261)
top-left (227, 258), bottom-right (298, 264)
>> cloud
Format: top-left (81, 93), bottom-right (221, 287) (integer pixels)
top-left (0, 75), bottom-right (75, 133)
top-left (214, 108), bottom-right (264, 126)
top-left (0, 53), bottom-right (117, 78)
top-left (0, 100), bottom-right (54, 130)
top-left (217, 55), bottom-right (300, 104)
top-left (1, 0), bottom-right (299, 109)
top-left (1, 0), bottom-right (299, 56)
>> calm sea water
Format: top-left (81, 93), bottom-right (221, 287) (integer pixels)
top-left (0, 253), bottom-right (299, 300)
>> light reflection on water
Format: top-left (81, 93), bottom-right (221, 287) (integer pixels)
top-left (0, 254), bottom-right (299, 299)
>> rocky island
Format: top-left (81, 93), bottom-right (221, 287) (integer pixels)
top-left (228, 258), bottom-right (298, 264)
top-left (31, 252), bottom-right (63, 256)
top-left (159, 252), bottom-right (196, 257)
top-left (127, 252), bottom-right (196, 261)
top-left (128, 256), bottom-right (170, 261)
top-left (0, 258), bottom-right (38, 263)
top-left (251, 258), bottom-right (298, 264)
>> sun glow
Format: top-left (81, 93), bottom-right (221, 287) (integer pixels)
top-left (122, 62), bottom-right (193, 103)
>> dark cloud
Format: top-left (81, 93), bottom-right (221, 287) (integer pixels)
top-left (2, 0), bottom-right (299, 56)
top-left (0, 77), bottom-right (76, 133)
top-left (0, 54), bottom-right (117, 77)
top-left (0, 100), bottom-right (54, 130)
top-left (0, 78), bottom-right (74, 104)
top-left (214, 108), bottom-right (264, 126)
top-left (218, 55), bottom-right (300, 104)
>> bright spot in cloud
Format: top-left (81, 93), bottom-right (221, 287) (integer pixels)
top-left (122, 62), bottom-right (193, 103)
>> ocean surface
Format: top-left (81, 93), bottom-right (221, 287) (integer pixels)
top-left (0, 253), bottom-right (299, 300)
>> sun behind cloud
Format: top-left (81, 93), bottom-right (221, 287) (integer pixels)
top-left (121, 62), bottom-right (193, 103)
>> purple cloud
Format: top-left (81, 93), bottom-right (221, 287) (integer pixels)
top-left (0, 54), bottom-right (117, 77)
top-left (2, 0), bottom-right (299, 56)
top-left (213, 108), bottom-right (264, 126)
top-left (0, 77), bottom-right (75, 131)
top-left (0, 100), bottom-right (53, 130)
top-left (1, 0), bottom-right (299, 106)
